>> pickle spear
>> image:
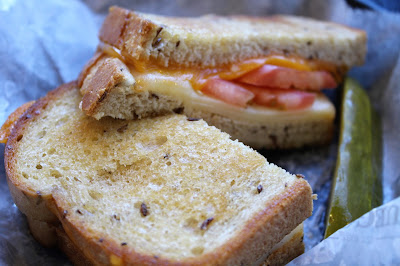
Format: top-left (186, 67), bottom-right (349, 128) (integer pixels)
top-left (324, 78), bottom-right (382, 238)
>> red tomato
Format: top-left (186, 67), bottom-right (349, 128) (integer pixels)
top-left (237, 65), bottom-right (337, 91)
top-left (242, 84), bottom-right (316, 110)
top-left (201, 78), bottom-right (254, 107)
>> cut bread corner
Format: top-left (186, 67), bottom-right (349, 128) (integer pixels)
top-left (5, 82), bottom-right (313, 265)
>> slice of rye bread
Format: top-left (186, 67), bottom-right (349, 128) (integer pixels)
top-left (4, 82), bottom-right (313, 265)
top-left (79, 54), bottom-right (335, 149)
top-left (27, 217), bottom-right (304, 266)
top-left (99, 6), bottom-right (366, 68)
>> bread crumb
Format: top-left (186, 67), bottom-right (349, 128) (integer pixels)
top-left (312, 194), bottom-right (318, 200)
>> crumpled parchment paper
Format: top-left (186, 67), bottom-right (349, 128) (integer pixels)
top-left (0, 0), bottom-right (399, 264)
top-left (290, 196), bottom-right (400, 265)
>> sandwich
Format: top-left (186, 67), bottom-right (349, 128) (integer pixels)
top-left (78, 6), bottom-right (366, 149)
top-left (2, 82), bottom-right (313, 265)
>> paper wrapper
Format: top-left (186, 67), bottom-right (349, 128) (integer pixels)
top-left (0, 0), bottom-right (399, 264)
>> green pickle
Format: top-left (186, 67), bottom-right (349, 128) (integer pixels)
top-left (324, 78), bottom-right (382, 238)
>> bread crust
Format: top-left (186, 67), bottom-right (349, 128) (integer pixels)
top-left (5, 82), bottom-right (313, 265)
top-left (184, 107), bottom-right (334, 149)
top-left (5, 83), bottom-right (77, 224)
top-left (26, 216), bottom-right (58, 248)
top-left (0, 101), bottom-right (35, 144)
top-left (80, 57), bottom-right (130, 117)
top-left (98, 6), bottom-right (130, 50)
top-left (28, 220), bottom-right (304, 266)
top-left (33, 221), bottom-right (304, 266)
top-left (262, 225), bottom-right (304, 266)
top-left (56, 227), bottom-right (93, 266)
top-left (27, 217), bottom-right (92, 265)
top-left (50, 179), bottom-right (311, 265)
top-left (99, 6), bottom-right (366, 68)
top-left (77, 51), bottom-right (104, 88)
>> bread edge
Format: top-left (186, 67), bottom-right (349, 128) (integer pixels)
top-left (50, 178), bottom-right (312, 265)
top-left (4, 82), bottom-right (78, 223)
top-left (99, 6), bottom-right (366, 68)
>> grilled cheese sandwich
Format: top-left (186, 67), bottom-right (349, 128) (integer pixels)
top-left (78, 6), bottom-right (366, 149)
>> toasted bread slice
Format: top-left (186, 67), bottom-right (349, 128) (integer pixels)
top-left (5, 82), bottom-right (312, 265)
top-left (79, 54), bottom-right (335, 149)
top-left (100, 6), bottom-right (366, 68)
top-left (262, 223), bottom-right (304, 266)
top-left (0, 101), bottom-right (34, 144)
top-left (27, 217), bottom-right (304, 265)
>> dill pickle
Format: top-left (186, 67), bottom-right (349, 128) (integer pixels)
top-left (324, 78), bottom-right (382, 238)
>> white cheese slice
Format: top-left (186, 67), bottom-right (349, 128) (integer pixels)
top-left (133, 71), bottom-right (335, 124)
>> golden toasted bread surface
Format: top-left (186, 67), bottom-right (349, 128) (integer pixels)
top-left (99, 6), bottom-right (366, 68)
top-left (5, 83), bottom-right (312, 265)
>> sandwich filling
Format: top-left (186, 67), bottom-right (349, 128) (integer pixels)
top-left (99, 43), bottom-right (342, 111)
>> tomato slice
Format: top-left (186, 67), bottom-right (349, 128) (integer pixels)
top-left (202, 78), bottom-right (254, 107)
top-left (242, 84), bottom-right (316, 110)
top-left (237, 65), bottom-right (337, 91)
top-left (201, 78), bottom-right (315, 110)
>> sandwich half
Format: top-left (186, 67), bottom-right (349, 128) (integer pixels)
top-left (78, 6), bottom-right (366, 149)
top-left (3, 82), bottom-right (313, 265)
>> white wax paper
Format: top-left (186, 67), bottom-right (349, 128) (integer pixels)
top-left (0, 0), bottom-right (399, 264)
top-left (290, 197), bottom-right (400, 265)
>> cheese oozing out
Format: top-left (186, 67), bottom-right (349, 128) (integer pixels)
top-left (100, 43), bottom-right (342, 90)
top-left (133, 71), bottom-right (335, 123)
top-left (97, 43), bottom-right (336, 123)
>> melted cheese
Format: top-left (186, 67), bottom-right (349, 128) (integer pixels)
top-left (99, 43), bottom-right (336, 122)
top-left (100, 43), bottom-right (344, 91)
top-left (134, 71), bottom-right (335, 124)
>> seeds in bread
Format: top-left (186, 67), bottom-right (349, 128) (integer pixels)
top-left (26, 218), bottom-right (304, 265)
top-left (79, 54), bottom-right (335, 149)
top-left (5, 82), bottom-right (313, 265)
top-left (100, 6), bottom-right (366, 68)
top-left (79, 54), bottom-right (182, 119)
top-left (78, 7), bottom-right (366, 149)
top-left (184, 107), bottom-right (334, 149)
